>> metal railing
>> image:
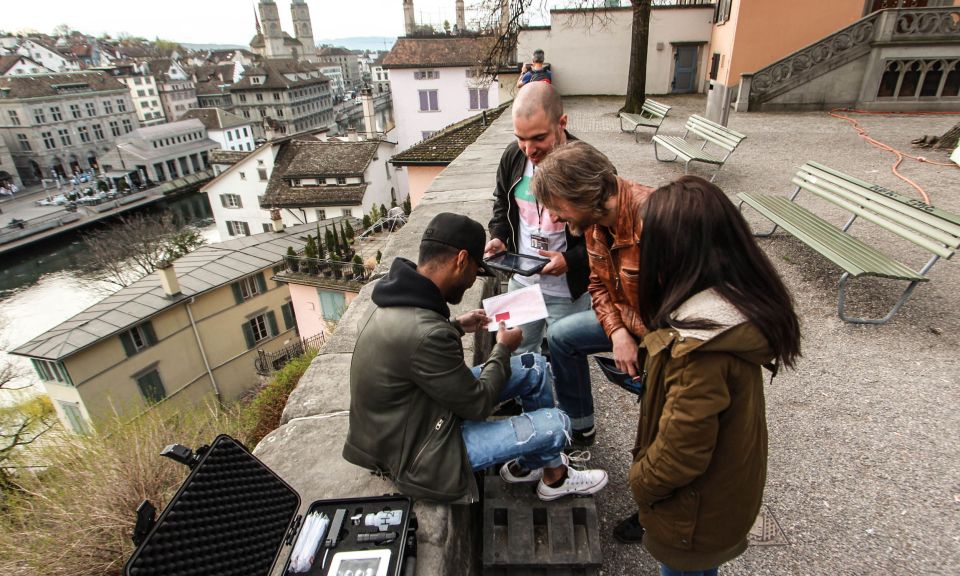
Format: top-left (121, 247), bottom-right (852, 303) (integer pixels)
top-left (255, 332), bottom-right (326, 375)
top-left (281, 255), bottom-right (372, 283)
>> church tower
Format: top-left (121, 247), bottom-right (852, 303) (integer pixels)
top-left (291, 0), bottom-right (317, 61)
top-left (258, 0), bottom-right (285, 58)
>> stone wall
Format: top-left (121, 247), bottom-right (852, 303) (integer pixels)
top-left (254, 106), bottom-right (516, 576)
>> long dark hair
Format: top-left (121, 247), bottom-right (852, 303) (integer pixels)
top-left (637, 176), bottom-right (801, 368)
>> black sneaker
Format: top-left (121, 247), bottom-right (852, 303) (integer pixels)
top-left (571, 426), bottom-right (596, 448)
top-left (613, 513), bottom-right (645, 544)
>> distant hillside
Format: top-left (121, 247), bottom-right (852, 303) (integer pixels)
top-left (316, 36), bottom-right (396, 52)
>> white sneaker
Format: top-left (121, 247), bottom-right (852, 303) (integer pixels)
top-left (536, 466), bottom-right (609, 501)
top-left (499, 453), bottom-right (570, 485)
top-left (499, 460), bottom-right (543, 484)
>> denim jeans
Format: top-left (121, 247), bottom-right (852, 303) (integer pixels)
top-left (462, 353), bottom-right (569, 471)
top-left (508, 277), bottom-right (592, 356)
top-left (659, 565), bottom-right (718, 576)
top-left (545, 309), bottom-right (612, 432)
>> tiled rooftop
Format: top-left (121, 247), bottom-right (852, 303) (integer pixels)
top-left (391, 102), bottom-right (509, 165)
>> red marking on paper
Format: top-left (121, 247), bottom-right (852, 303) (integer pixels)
top-left (495, 312), bottom-right (511, 322)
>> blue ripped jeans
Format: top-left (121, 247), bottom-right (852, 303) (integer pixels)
top-left (462, 353), bottom-right (570, 471)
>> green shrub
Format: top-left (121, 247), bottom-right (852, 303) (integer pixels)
top-left (239, 349), bottom-right (318, 446)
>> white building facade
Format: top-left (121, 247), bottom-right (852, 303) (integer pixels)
top-left (116, 74), bottom-right (166, 126)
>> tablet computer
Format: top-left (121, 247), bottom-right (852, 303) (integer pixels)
top-left (483, 252), bottom-right (550, 276)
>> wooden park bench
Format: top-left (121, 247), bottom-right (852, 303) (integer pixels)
top-left (618, 99), bottom-right (671, 142)
top-left (738, 161), bottom-right (960, 325)
top-left (652, 114), bottom-right (746, 181)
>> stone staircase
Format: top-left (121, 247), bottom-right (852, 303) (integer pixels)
top-left (740, 6), bottom-right (960, 112)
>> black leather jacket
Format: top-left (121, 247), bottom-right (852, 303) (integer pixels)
top-left (487, 135), bottom-right (590, 300)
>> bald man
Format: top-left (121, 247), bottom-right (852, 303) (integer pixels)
top-left (484, 82), bottom-right (594, 446)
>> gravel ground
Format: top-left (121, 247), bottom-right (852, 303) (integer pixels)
top-left (560, 95), bottom-right (960, 575)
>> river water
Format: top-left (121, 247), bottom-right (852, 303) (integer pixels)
top-left (0, 193), bottom-right (217, 405)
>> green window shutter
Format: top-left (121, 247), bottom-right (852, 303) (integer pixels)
top-left (231, 281), bottom-right (244, 304)
top-left (59, 362), bottom-right (74, 386)
top-left (136, 371), bottom-right (167, 403)
top-left (242, 320), bottom-right (255, 349)
top-left (142, 321), bottom-right (158, 346)
top-left (281, 303), bottom-right (295, 330)
top-left (266, 311), bottom-right (279, 336)
top-left (119, 331), bottom-right (136, 357)
top-left (255, 272), bottom-right (267, 294)
top-left (219, 194), bottom-right (227, 207)
top-left (31, 358), bottom-right (43, 380)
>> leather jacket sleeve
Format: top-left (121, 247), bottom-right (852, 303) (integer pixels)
top-left (586, 234), bottom-right (626, 338)
top-left (628, 355), bottom-right (730, 506)
top-left (410, 327), bottom-right (510, 421)
top-left (488, 149), bottom-right (514, 247)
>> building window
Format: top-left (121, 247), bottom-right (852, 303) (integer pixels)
top-left (33, 108), bottom-right (46, 124)
top-left (117, 99), bottom-right (127, 112)
top-left (59, 401), bottom-right (88, 434)
top-left (227, 131), bottom-right (233, 142)
top-left (239, 94), bottom-right (247, 102)
top-left (78, 126), bottom-right (90, 143)
top-left (136, 369), bottom-right (166, 404)
top-left (273, 92), bottom-right (281, 101)
top-left (421, 130), bottom-right (436, 140)
top-left (468, 88), bottom-right (489, 110)
top-left (877, 59), bottom-right (960, 100)
top-left (58, 129), bottom-right (71, 146)
top-left (414, 70), bottom-right (439, 80)
top-left (119, 321), bottom-right (158, 357)
top-left (258, 167), bottom-right (268, 181)
top-left (93, 124), bottom-right (104, 140)
top-left (69, 103), bottom-right (82, 119)
top-left (137, 89), bottom-right (146, 97)
top-left (17, 134), bottom-right (31, 151)
top-left (122, 119), bottom-right (133, 133)
top-left (318, 289), bottom-right (346, 321)
top-left (341, 208), bottom-right (353, 217)
top-left (418, 89), bottom-right (439, 111)
top-left (715, 0), bottom-right (732, 24)
top-left (86, 102), bottom-right (96, 116)
top-left (41, 131), bottom-right (55, 150)
top-left (8, 110), bottom-right (20, 125)
top-left (256, 93), bottom-right (264, 102)
top-left (239, 171), bottom-right (246, 180)
top-left (103, 100), bottom-right (113, 114)
top-left (30, 358), bottom-right (72, 385)
top-left (226, 220), bottom-right (251, 237)
top-left (50, 106), bottom-right (62, 121)
top-left (315, 209), bottom-right (326, 220)
top-left (242, 311), bottom-right (278, 349)
top-left (263, 223), bottom-right (271, 233)
top-left (220, 193), bottom-right (243, 208)
top-left (336, 177), bottom-right (347, 185)
top-left (109, 121), bottom-right (121, 137)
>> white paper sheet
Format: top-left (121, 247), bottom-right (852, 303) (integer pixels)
top-left (482, 284), bottom-right (549, 332)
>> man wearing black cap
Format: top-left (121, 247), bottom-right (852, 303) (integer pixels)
top-left (344, 213), bottom-right (608, 502)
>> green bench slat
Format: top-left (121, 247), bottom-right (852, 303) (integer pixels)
top-left (738, 192), bottom-right (927, 281)
top-left (652, 135), bottom-right (725, 164)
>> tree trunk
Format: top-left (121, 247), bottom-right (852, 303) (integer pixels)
top-left (935, 122), bottom-right (960, 150)
top-left (621, 0), bottom-right (651, 114)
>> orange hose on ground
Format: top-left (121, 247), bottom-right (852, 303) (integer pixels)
top-left (828, 108), bottom-right (960, 204)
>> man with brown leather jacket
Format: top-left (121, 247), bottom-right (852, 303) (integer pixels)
top-left (532, 141), bottom-right (653, 540)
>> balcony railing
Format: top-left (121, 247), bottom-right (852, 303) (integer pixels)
top-left (280, 255), bottom-right (372, 285)
top-left (255, 332), bottom-right (326, 376)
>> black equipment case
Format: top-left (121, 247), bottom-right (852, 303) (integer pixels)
top-left (123, 434), bottom-right (416, 576)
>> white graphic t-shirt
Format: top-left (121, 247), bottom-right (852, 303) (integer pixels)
top-left (512, 159), bottom-right (571, 297)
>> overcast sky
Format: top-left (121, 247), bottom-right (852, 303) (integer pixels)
top-left (2, 0), bottom-right (559, 46)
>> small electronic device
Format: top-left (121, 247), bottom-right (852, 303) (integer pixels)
top-left (364, 510), bottom-right (403, 532)
top-left (483, 252), bottom-right (550, 276)
top-left (594, 356), bottom-right (645, 396)
top-left (328, 549), bottom-right (392, 576)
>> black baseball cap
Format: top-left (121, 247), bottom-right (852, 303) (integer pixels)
top-left (422, 213), bottom-right (495, 276)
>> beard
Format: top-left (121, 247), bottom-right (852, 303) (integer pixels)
top-left (446, 273), bottom-right (473, 304)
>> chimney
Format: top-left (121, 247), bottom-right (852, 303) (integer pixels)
top-left (158, 261), bottom-right (181, 297)
top-left (270, 208), bottom-right (285, 232)
top-left (347, 127), bottom-right (358, 142)
top-left (403, 0), bottom-right (416, 36)
top-left (500, 0), bottom-right (510, 35)
top-left (360, 87), bottom-right (377, 136)
top-left (456, 0), bottom-right (466, 33)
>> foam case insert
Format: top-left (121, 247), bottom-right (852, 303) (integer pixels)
top-left (123, 434), bottom-right (413, 576)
